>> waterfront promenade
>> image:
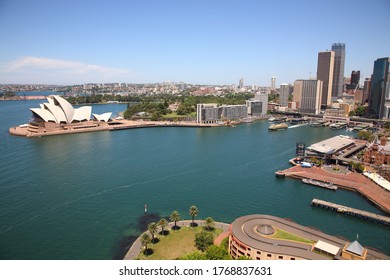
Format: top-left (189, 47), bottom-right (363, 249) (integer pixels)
top-left (123, 220), bottom-right (230, 260)
top-left (277, 165), bottom-right (390, 214)
top-left (9, 119), bottom-right (219, 137)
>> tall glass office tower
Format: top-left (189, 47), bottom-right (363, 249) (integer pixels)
top-left (368, 57), bottom-right (390, 119)
top-left (331, 43), bottom-right (346, 100)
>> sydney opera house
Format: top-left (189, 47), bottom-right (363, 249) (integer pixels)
top-left (9, 95), bottom-right (113, 137)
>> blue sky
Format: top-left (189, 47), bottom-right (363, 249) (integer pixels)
top-left (0, 0), bottom-right (389, 86)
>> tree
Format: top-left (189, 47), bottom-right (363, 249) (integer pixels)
top-left (194, 231), bottom-right (214, 252)
top-left (170, 211), bottom-right (181, 230)
top-left (159, 218), bottom-right (168, 235)
top-left (355, 105), bottom-right (365, 117)
top-left (204, 217), bottom-right (215, 231)
top-left (205, 245), bottom-right (231, 260)
top-left (179, 251), bottom-right (207, 260)
top-left (355, 162), bottom-right (365, 173)
top-left (349, 110), bottom-right (355, 117)
top-left (189, 205), bottom-right (199, 226)
top-left (140, 233), bottom-right (151, 255)
top-left (357, 130), bottom-right (374, 141)
top-left (148, 222), bottom-right (158, 243)
top-left (237, 255), bottom-right (252, 260)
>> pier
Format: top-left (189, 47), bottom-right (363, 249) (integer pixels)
top-left (276, 165), bottom-right (390, 214)
top-left (311, 199), bottom-right (390, 225)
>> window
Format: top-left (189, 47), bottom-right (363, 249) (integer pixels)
top-left (267, 254), bottom-right (272, 258)
top-left (291, 258), bottom-right (295, 260)
top-left (278, 256), bottom-right (283, 259)
top-left (256, 257), bottom-right (260, 260)
top-left (257, 251), bottom-right (261, 255)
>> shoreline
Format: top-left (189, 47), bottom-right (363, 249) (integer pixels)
top-left (9, 119), bottom-right (221, 138)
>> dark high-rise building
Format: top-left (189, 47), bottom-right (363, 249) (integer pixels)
top-left (363, 78), bottom-right (371, 104)
top-left (368, 57), bottom-right (390, 119)
top-left (346, 70), bottom-right (361, 90)
top-left (331, 43), bottom-right (346, 100)
top-left (351, 71), bottom-right (360, 86)
top-left (317, 51), bottom-right (334, 108)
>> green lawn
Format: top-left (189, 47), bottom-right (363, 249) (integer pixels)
top-left (137, 226), bottom-right (222, 260)
top-left (270, 227), bottom-right (314, 245)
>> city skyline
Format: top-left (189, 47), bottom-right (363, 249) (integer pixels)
top-left (0, 0), bottom-right (389, 86)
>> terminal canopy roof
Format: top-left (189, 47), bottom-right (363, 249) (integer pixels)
top-left (314, 240), bottom-right (340, 256)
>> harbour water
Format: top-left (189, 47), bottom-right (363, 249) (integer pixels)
top-left (0, 97), bottom-right (389, 259)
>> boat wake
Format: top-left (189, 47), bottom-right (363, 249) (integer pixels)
top-left (288, 123), bottom-right (308, 129)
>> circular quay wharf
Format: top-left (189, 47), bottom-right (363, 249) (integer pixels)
top-left (276, 164), bottom-right (390, 215)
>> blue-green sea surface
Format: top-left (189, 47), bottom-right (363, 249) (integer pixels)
top-left (0, 97), bottom-right (389, 259)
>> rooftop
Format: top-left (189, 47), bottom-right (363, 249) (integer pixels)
top-left (307, 135), bottom-right (354, 154)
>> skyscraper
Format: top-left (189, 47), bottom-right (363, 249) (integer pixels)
top-left (363, 78), bottom-right (371, 104)
top-left (368, 57), bottom-right (390, 119)
top-left (239, 78), bottom-right (244, 89)
top-left (350, 71), bottom-right (360, 87)
top-left (317, 51), bottom-right (335, 108)
top-left (279, 83), bottom-right (289, 106)
top-left (271, 77), bottom-right (276, 91)
top-left (331, 43), bottom-right (346, 100)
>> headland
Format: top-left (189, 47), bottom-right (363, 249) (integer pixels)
top-left (9, 119), bottom-right (218, 138)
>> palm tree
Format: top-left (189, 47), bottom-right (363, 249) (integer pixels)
top-left (189, 205), bottom-right (199, 226)
top-left (148, 222), bottom-right (158, 243)
top-left (170, 210), bottom-right (181, 230)
top-left (159, 218), bottom-right (168, 235)
top-left (140, 233), bottom-right (151, 255)
top-left (204, 217), bottom-right (215, 231)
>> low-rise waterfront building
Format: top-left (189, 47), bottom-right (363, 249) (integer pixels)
top-left (229, 214), bottom-right (388, 260)
top-left (196, 104), bottom-right (222, 124)
top-left (196, 103), bottom-right (250, 123)
top-left (221, 104), bottom-right (247, 120)
top-left (306, 135), bottom-right (356, 158)
top-left (363, 137), bottom-right (390, 165)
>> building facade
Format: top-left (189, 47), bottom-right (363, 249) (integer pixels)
top-left (331, 43), bottom-right (346, 101)
top-left (221, 105), bottom-right (247, 120)
top-left (196, 103), bottom-right (249, 123)
top-left (317, 51), bottom-right (335, 108)
top-left (363, 137), bottom-right (390, 166)
top-left (271, 77), bottom-right (276, 91)
top-left (279, 83), bottom-right (289, 107)
top-left (294, 80), bottom-right (322, 114)
top-left (368, 57), bottom-right (390, 119)
top-left (196, 104), bottom-right (222, 123)
top-left (229, 214), bottom-right (388, 260)
top-left (363, 78), bottom-right (371, 105)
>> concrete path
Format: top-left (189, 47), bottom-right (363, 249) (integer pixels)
top-left (123, 219), bottom-right (230, 260)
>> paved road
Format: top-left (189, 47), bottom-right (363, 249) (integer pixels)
top-left (123, 219), bottom-right (230, 260)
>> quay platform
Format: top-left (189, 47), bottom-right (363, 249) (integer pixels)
top-left (311, 199), bottom-right (390, 225)
top-left (276, 165), bottom-right (390, 215)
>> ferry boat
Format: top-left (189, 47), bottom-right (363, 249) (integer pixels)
top-left (310, 121), bottom-right (323, 127)
top-left (302, 178), bottom-right (337, 190)
top-left (268, 123), bottom-right (288, 131)
top-left (329, 122), bottom-right (347, 129)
